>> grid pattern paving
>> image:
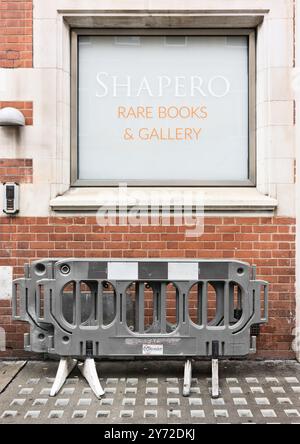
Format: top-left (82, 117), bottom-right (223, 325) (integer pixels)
top-left (0, 361), bottom-right (300, 424)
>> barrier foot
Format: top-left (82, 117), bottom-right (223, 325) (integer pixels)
top-left (183, 359), bottom-right (192, 397)
top-left (78, 358), bottom-right (104, 398)
top-left (211, 358), bottom-right (220, 399)
top-left (50, 357), bottom-right (77, 397)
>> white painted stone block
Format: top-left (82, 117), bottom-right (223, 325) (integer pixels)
top-left (257, 100), bottom-right (294, 129)
top-left (269, 126), bottom-right (295, 158)
top-left (0, 266), bottom-right (13, 300)
top-left (21, 184), bottom-right (52, 216)
top-left (257, 67), bottom-right (293, 104)
top-left (33, 19), bottom-right (57, 68)
top-left (268, 19), bottom-right (294, 68)
top-left (258, 101), bottom-right (294, 127)
top-left (0, 327), bottom-right (6, 351)
top-left (276, 184), bottom-right (296, 217)
top-left (269, 101), bottom-right (294, 126)
top-left (269, 158), bottom-right (295, 184)
top-left (0, 69), bottom-right (7, 93)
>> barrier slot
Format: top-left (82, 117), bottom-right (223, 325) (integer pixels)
top-left (160, 283), bottom-right (167, 333)
top-left (136, 282), bottom-right (145, 334)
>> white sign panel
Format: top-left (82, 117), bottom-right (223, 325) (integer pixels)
top-left (0, 266), bottom-right (12, 300)
top-left (78, 35), bottom-right (249, 183)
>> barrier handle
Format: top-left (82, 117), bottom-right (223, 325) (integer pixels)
top-left (36, 279), bottom-right (54, 323)
top-left (260, 283), bottom-right (268, 323)
top-left (252, 280), bottom-right (268, 324)
top-left (12, 278), bottom-right (26, 321)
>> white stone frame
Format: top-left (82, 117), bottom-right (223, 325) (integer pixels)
top-left (48, 5), bottom-right (294, 214)
top-left (70, 27), bottom-right (257, 188)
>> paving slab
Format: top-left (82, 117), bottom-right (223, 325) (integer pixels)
top-left (0, 361), bottom-right (26, 394)
top-left (0, 360), bottom-right (300, 424)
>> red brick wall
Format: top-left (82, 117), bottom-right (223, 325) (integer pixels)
top-left (0, 158), bottom-right (33, 183)
top-left (0, 0), bottom-right (33, 68)
top-left (0, 216), bottom-right (295, 359)
top-left (0, 101), bottom-right (33, 125)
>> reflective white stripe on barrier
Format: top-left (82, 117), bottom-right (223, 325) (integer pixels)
top-left (168, 262), bottom-right (198, 280)
top-left (107, 262), bottom-right (139, 280)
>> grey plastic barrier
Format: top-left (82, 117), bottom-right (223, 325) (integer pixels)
top-left (12, 258), bottom-right (268, 398)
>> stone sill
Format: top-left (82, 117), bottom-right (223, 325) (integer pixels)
top-left (61, 12), bottom-right (266, 29)
top-left (50, 187), bottom-right (277, 213)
